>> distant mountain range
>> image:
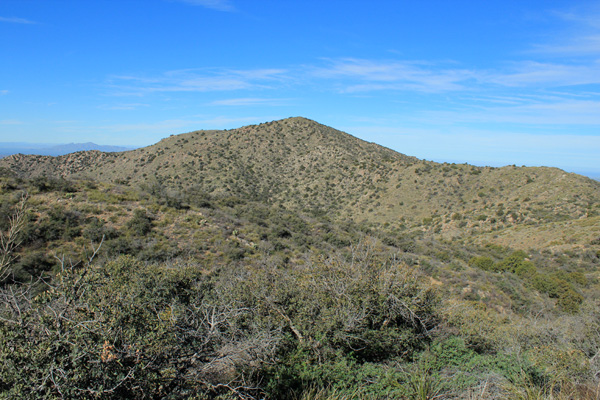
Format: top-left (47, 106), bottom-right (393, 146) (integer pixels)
top-left (0, 142), bottom-right (135, 158)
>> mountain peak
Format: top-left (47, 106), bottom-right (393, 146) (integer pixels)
top-left (0, 117), bottom-right (598, 252)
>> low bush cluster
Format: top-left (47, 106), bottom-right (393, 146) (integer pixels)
top-left (469, 251), bottom-right (584, 313)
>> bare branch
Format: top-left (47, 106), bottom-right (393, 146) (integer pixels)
top-left (0, 193), bottom-right (28, 281)
top-left (87, 235), bottom-right (104, 266)
top-left (272, 305), bottom-right (304, 343)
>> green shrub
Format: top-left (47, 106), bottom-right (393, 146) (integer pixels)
top-left (496, 250), bottom-right (528, 272)
top-left (469, 256), bottom-right (495, 271)
top-left (19, 205), bottom-right (82, 245)
top-left (514, 260), bottom-right (537, 279)
top-left (531, 274), bottom-right (583, 313)
top-left (30, 176), bottom-right (76, 193)
top-left (429, 337), bottom-right (475, 370)
top-left (126, 209), bottom-right (153, 236)
top-left (82, 217), bottom-right (118, 242)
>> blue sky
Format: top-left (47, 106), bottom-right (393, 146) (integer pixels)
top-left (1, 1), bottom-right (599, 177)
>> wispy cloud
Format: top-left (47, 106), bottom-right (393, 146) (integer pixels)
top-left (311, 58), bottom-right (477, 93)
top-left (0, 120), bottom-right (23, 125)
top-left (532, 35), bottom-right (600, 56)
top-left (108, 68), bottom-right (288, 96)
top-left (0, 90), bottom-right (8, 95)
top-left (107, 56), bottom-right (599, 99)
top-left (492, 100), bottom-right (600, 125)
top-left (0, 16), bottom-right (36, 24)
top-left (102, 54), bottom-right (599, 139)
top-left (487, 61), bottom-right (600, 87)
top-left (310, 57), bottom-right (600, 93)
top-left (174, 0), bottom-right (236, 12)
top-left (528, 8), bottom-right (600, 56)
top-left (424, 99), bottom-right (600, 126)
top-left (553, 8), bottom-right (600, 29)
top-left (211, 97), bottom-right (290, 106)
top-left (98, 103), bottom-right (150, 110)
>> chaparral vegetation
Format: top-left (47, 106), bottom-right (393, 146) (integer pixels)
top-left (1, 118), bottom-right (599, 399)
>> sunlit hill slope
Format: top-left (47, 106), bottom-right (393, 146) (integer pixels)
top-left (2, 117), bottom-right (598, 252)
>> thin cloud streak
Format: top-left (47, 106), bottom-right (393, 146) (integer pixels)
top-left (527, 8), bottom-right (600, 56)
top-left (173, 0), bottom-right (236, 12)
top-left (0, 16), bottom-right (36, 24)
top-left (532, 35), bottom-right (600, 56)
top-left (98, 103), bottom-right (150, 110)
top-left (424, 100), bottom-right (600, 126)
top-left (310, 58), bottom-right (600, 92)
top-left (108, 68), bottom-right (288, 96)
top-left (211, 97), bottom-right (290, 106)
top-left (488, 61), bottom-right (600, 87)
top-left (103, 56), bottom-right (600, 138)
top-left (107, 58), bottom-right (598, 97)
top-left (311, 58), bottom-right (477, 93)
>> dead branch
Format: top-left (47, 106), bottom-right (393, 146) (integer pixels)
top-left (272, 305), bottom-right (304, 343)
top-left (0, 193), bottom-right (28, 281)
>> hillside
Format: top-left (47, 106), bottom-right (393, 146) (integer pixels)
top-left (2, 117), bottom-right (599, 252)
top-left (0, 118), bottom-right (411, 211)
top-left (1, 118), bottom-right (600, 398)
top-left (1, 168), bottom-right (599, 399)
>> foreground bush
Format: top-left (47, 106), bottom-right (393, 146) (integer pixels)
top-left (0, 241), bottom-right (440, 399)
top-left (0, 255), bottom-right (275, 398)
